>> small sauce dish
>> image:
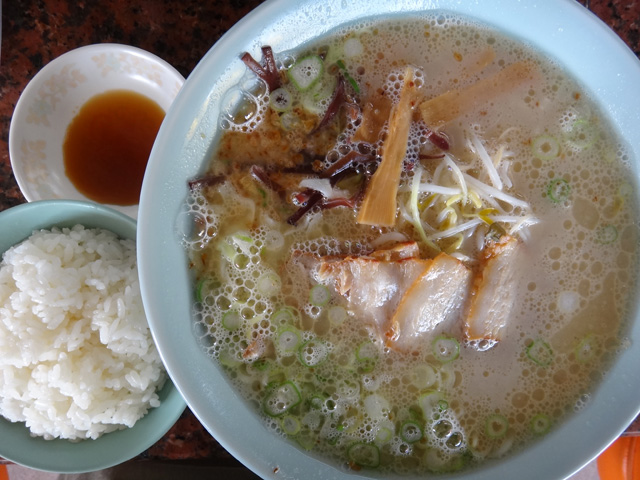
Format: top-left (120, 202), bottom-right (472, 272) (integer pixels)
top-left (9, 44), bottom-right (185, 219)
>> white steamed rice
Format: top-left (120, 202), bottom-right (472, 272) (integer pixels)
top-left (0, 225), bottom-right (166, 440)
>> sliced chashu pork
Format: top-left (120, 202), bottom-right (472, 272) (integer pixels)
top-left (316, 243), bottom-right (473, 351)
top-left (302, 236), bottom-right (521, 354)
top-left (368, 241), bottom-right (420, 261)
top-left (317, 246), bottom-right (431, 340)
top-left (464, 235), bottom-right (523, 343)
top-left (386, 253), bottom-right (473, 352)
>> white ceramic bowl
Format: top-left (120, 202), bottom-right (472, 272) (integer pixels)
top-left (138, 1), bottom-right (640, 479)
top-left (0, 200), bottom-right (186, 473)
top-left (8, 44), bottom-right (185, 219)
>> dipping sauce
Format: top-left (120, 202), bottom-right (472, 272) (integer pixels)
top-left (63, 89), bottom-right (165, 205)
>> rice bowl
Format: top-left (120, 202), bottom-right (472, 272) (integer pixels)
top-left (0, 225), bottom-right (164, 440)
top-left (0, 200), bottom-right (185, 473)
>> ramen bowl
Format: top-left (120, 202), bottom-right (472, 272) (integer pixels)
top-left (9, 44), bottom-right (185, 219)
top-left (138, 1), bottom-right (640, 479)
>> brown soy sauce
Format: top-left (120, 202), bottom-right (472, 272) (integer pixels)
top-left (63, 89), bottom-right (165, 206)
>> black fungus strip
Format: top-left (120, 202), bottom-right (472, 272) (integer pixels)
top-left (426, 129), bottom-right (450, 150)
top-left (287, 191), bottom-right (324, 225)
top-left (240, 46), bottom-right (281, 91)
top-left (323, 151), bottom-right (376, 180)
top-left (320, 197), bottom-right (355, 209)
top-left (250, 165), bottom-right (286, 199)
top-left (309, 76), bottom-right (346, 135)
top-left (188, 174), bottom-right (224, 191)
top-left (419, 154), bottom-right (446, 160)
top-left (294, 188), bottom-right (316, 205)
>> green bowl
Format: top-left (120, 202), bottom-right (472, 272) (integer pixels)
top-left (0, 200), bottom-right (185, 473)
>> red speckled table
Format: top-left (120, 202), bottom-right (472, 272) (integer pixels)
top-left (1, 0), bottom-right (640, 473)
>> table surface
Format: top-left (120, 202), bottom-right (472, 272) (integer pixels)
top-left (1, 0), bottom-right (640, 472)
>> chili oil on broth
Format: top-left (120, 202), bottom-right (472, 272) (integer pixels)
top-left (184, 13), bottom-right (639, 475)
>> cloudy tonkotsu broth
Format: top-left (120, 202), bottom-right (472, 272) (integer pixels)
top-left (184, 12), bottom-right (639, 474)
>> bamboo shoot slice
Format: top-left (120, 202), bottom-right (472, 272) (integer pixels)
top-left (357, 66), bottom-right (419, 226)
top-left (462, 47), bottom-right (496, 78)
top-left (419, 61), bottom-right (537, 129)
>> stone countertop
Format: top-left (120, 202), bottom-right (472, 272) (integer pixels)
top-left (1, 0), bottom-right (640, 470)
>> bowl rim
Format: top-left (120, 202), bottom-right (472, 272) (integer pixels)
top-left (138, 1), bottom-right (640, 479)
top-left (8, 43), bottom-right (185, 219)
top-left (0, 199), bottom-right (186, 473)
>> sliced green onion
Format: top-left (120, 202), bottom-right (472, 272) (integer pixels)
top-left (485, 413), bottom-right (509, 439)
top-left (264, 230), bottom-right (285, 251)
top-left (564, 119), bottom-right (597, 151)
top-left (296, 431), bottom-right (317, 451)
top-left (234, 233), bottom-right (252, 243)
top-left (275, 327), bottom-right (302, 356)
top-left (220, 232), bottom-right (254, 264)
top-left (467, 429), bottom-right (493, 458)
top-left (257, 187), bottom-right (268, 207)
top-left (546, 178), bottom-right (571, 203)
top-left (247, 358), bottom-right (273, 372)
top-left (219, 347), bottom-right (242, 368)
top-left (438, 363), bottom-right (456, 390)
top-left (257, 271), bottom-right (282, 296)
top-left (272, 307), bottom-right (298, 326)
top-left (575, 335), bottom-right (597, 363)
top-left (221, 310), bottom-right (242, 331)
top-left (328, 305), bottom-right (348, 325)
top-left (348, 442), bottom-right (380, 468)
top-left (218, 240), bottom-right (237, 263)
top-left (195, 277), bottom-right (206, 303)
top-left (301, 74), bottom-right (336, 115)
top-left (363, 393), bottom-right (390, 419)
top-left (279, 111), bottom-right (303, 130)
top-left (531, 134), bottom-right (560, 161)
top-left (299, 338), bottom-right (331, 367)
top-left (356, 340), bottom-right (378, 372)
top-left (287, 55), bottom-right (324, 91)
top-left (526, 338), bottom-right (553, 367)
top-left (303, 410), bottom-right (322, 430)
top-left (425, 449), bottom-right (469, 473)
top-left (309, 284), bottom-right (331, 306)
top-left (410, 364), bottom-right (437, 390)
top-left (308, 393), bottom-right (327, 410)
top-left (375, 426), bottom-right (393, 444)
top-left (400, 420), bottom-right (423, 443)
top-left (448, 453), bottom-right (470, 472)
top-left (263, 381), bottom-right (302, 417)
top-left (432, 335), bottom-right (460, 363)
top-left (530, 413), bottom-right (552, 435)
top-left (343, 37), bottom-right (364, 58)
top-left (281, 414), bottom-right (301, 435)
top-left (232, 232), bottom-right (253, 249)
top-left (618, 182), bottom-right (633, 198)
top-left (269, 87), bottom-right (293, 112)
top-left (418, 390), bottom-right (447, 420)
top-left (267, 369), bottom-right (287, 386)
top-left (336, 59), bottom-right (360, 93)
top-left (595, 224), bottom-right (618, 245)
